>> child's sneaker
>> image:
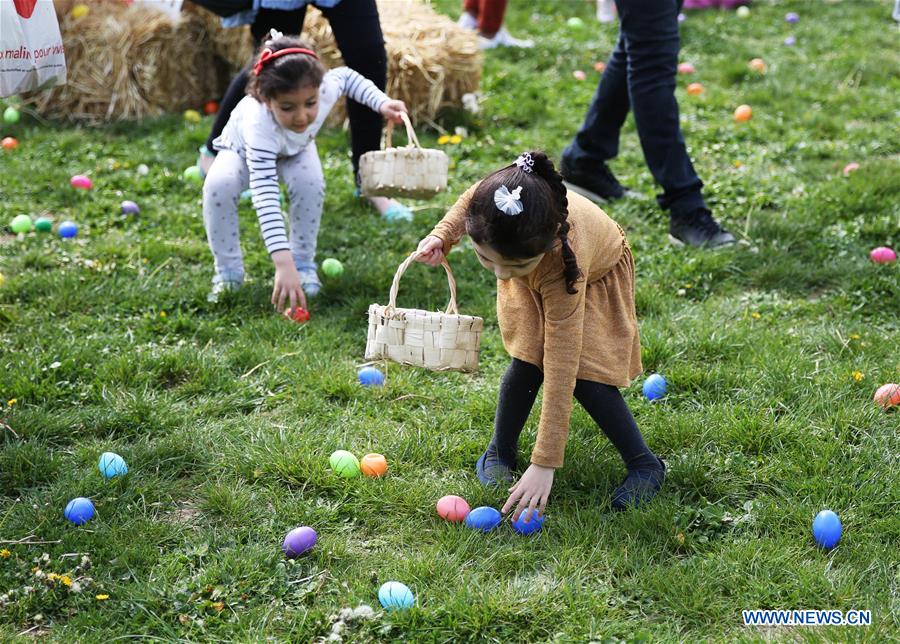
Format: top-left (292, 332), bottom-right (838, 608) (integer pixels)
top-left (381, 202), bottom-right (413, 223)
top-left (611, 459), bottom-right (666, 510)
top-left (475, 445), bottom-right (516, 486)
top-left (296, 261), bottom-right (321, 298)
top-left (457, 11), bottom-right (477, 30)
top-left (207, 274), bottom-right (243, 303)
top-left (479, 27), bottom-right (534, 49)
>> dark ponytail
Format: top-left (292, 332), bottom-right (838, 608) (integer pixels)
top-left (466, 150), bottom-right (583, 294)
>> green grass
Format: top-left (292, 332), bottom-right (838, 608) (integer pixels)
top-left (1, 0), bottom-right (898, 640)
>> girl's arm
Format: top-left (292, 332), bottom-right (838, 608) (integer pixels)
top-left (531, 267), bottom-right (589, 469)
top-left (415, 184), bottom-right (478, 266)
top-left (327, 67), bottom-right (392, 114)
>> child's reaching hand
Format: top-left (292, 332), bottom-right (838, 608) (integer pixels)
top-left (415, 235), bottom-right (445, 266)
top-left (502, 463), bottom-right (554, 523)
top-left (271, 250), bottom-right (308, 313)
top-left (379, 99), bottom-right (408, 124)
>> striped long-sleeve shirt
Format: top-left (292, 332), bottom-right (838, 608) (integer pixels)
top-left (212, 67), bottom-right (390, 254)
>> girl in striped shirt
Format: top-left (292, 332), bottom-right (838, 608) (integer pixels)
top-left (203, 32), bottom-right (407, 310)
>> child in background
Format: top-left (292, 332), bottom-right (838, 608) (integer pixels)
top-left (203, 31), bottom-right (407, 309)
top-left (415, 151), bottom-right (665, 520)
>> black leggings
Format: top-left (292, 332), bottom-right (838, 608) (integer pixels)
top-left (203, 0), bottom-right (387, 180)
top-left (491, 358), bottom-right (660, 471)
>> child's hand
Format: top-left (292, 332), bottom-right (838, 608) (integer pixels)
top-left (379, 99), bottom-right (408, 124)
top-left (415, 235), bottom-right (445, 266)
top-left (271, 251), bottom-right (308, 313)
top-left (502, 463), bottom-right (555, 523)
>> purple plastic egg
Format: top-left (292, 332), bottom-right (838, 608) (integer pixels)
top-left (121, 200), bottom-right (140, 215)
top-left (282, 526), bottom-right (316, 558)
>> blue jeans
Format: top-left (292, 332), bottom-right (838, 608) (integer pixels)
top-left (562, 0), bottom-right (706, 215)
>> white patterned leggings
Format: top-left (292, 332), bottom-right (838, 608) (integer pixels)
top-left (202, 145), bottom-right (325, 284)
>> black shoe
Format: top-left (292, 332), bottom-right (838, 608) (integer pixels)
top-left (669, 208), bottom-right (736, 249)
top-left (611, 458), bottom-right (666, 511)
top-left (560, 158), bottom-right (631, 204)
top-left (475, 444), bottom-right (515, 487)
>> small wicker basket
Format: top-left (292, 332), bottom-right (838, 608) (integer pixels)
top-left (359, 113), bottom-right (449, 199)
top-left (365, 251), bottom-right (483, 372)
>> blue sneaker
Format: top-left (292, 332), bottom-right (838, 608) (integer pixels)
top-left (382, 202), bottom-right (413, 223)
top-left (475, 446), bottom-right (515, 486)
top-left (611, 459), bottom-right (666, 510)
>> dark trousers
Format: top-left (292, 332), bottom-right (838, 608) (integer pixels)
top-left (204, 0), bottom-right (387, 181)
top-left (562, 0), bottom-right (706, 215)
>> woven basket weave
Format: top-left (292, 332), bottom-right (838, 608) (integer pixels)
top-left (359, 113), bottom-right (449, 199)
top-left (366, 252), bottom-right (483, 372)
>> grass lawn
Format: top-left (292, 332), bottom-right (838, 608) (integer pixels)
top-left (1, 0), bottom-right (898, 640)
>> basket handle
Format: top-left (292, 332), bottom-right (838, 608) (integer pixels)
top-left (384, 112), bottom-right (422, 150)
top-left (386, 251), bottom-right (459, 316)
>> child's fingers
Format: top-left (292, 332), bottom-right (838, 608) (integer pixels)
top-left (501, 488), bottom-right (523, 515)
top-left (523, 496), bottom-right (539, 524)
top-left (288, 289), bottom-right (298, 314)
top-left (297, 287), bottom-right (308, 312)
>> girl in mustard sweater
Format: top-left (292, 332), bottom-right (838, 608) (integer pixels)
top-left (415, 151), bottom-right (665, 521)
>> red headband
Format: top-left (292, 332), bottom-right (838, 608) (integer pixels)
top-left (253, 47), bottom-right (319, 76)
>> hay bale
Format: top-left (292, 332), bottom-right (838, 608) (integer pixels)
top-left (26, 0), bottom-right (479, 126)
top-left (302, 1), bottom-right (481, 125)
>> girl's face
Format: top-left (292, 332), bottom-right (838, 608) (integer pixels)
top-left (265, 85), bottom-right (320, 133)
top-left (472, 241), bottom-right (544, 280)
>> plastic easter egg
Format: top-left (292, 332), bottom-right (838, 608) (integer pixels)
top-left (566, 16), bottom-right (584, 28)
top-left (183, 109), bottom-right (201, 123)
top-left (321, 258), bottom-right (344, 278)
top-left (329, 450), bottom-right (360, 478)
top-left (783, 36), bottom-right (796, 46)
top-left (10, 214), bottom-right (32, 234)
top-left (34, 217), bottom-right (52, 232)
top-left (748, 58), bottom-right (767, 73)
top-left (204, 101), bottom-right (219, 115)
top-left (736, 5), bottom-right (750, 18)
top-left (842, 162), bottom-right (860, 176)
top-left (734, 104), bottom-right (752, 122)
top-left (285, 307), bottom-right (310, 323)
top-left (358, 366), bottom-right (384, 387)
top-left (573, 70), bottom-right (587, 81)
top-left (873, 383), bottom-right (900, 409)
top-left (436, 495), bottom-right (470, 523)
top-left (3, 106), bottom-right (20, 123)
top-left (594, 61), bottom-right (606, 72)
top-left (812, 510), bottom-right (841, 549)
top-left (378, 581), bottom-right (414, 610)
top-left (70, 174), bottom-right (92, 190)
top-left (1, 136), bottom-right (17, 150)
top-left (677, 12), bottom-right (686, 23)
top-left (58, 221), bottom-right (78, 239)
top-left (465, 506), bottom-right (502, 533)
top-left (183, 165), bottom-right (203, 183)
top-left (98, 452), bottom-right (128, 479)
top-left (686, 82), bottom-right (704, 96)
top-left (360, 453), bottom-right (388, 478)
top-left (71, 3), bottom-right (89, 18)
top-left (869, 247), bottom-right (896, 264)
top-left (136, 163), bottom-right (149, 176)
top-left (642, 374), bottom-right (667, 401)
top-left (785, 12), bottom-right (799, 23)
top-left (121, 200), bottom-right (140, 215)
top-left (677, 62), bottom-right (695, 74)
top-left (282, 526), bottom-right (317, 558)
top-left (512, 510), bottom-right (545, 536)
top-left (64, 497), bottom-right (95, 525)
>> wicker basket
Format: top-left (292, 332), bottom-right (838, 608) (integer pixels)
top-left (359, 113), bottom-right (449, 199)
top-left (365, 252), bottom-right (483, 372)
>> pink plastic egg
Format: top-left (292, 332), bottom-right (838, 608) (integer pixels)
top-left (677, 62), bottom-right (695, 74)
top-left (869, 247), bottom-right (896, 264)
top-left (70, 174), bottom-right (92, 190)
top-left (436, 495), bottom-right (470, 523)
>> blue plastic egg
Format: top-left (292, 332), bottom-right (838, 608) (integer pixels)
top-left (465, 506), bottom-right (502, 533)
top-left (378, 581), bottom-right (414, 610)
top-left (642, 374), bottom-right (667, 400)
top-left (98, 452), bottom-right (128, 479)
top-left (358, 366), bottom-right (384, 387)
top-left (58, 221), bottom-right (78, 239)
top-left (64, 497), bottom-right (95, 525)
top-left (812, 510), bottom-right (842, 549)
top-left (512, 510), bottom-right (545, 535)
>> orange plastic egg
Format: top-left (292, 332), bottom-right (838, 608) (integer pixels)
top-left (734, 104), bottom-right (753, 122)
top-left (748, 58), bottom-right (767, 73)
top-left (686, 82), bottom-right (704, 96)
top-left (1, 136), bottom-right (17, 150)
top-left (360, 453), bottom-right (388, 477)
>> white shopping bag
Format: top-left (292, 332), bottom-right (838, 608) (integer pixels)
top-left (0, 0), bottom-right (66, 98)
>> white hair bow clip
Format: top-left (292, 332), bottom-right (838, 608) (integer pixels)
top-left (494, 185), bottom-right (524, 216)
top-left (515, 152), bottom-right (534, 173)
top-left (268, 29), bottom-right (284, 41)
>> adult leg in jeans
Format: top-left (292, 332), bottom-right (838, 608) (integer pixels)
top-left (203, 8), bottom-right (308, 156)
